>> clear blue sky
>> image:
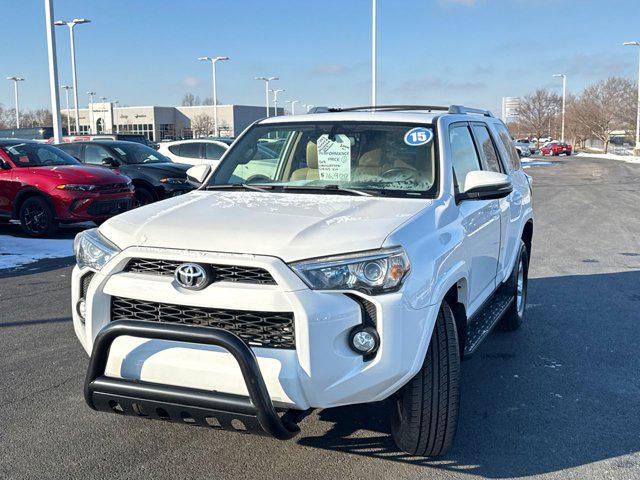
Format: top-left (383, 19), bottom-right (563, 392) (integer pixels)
top-left (2, 0), bottom-right (639, 115)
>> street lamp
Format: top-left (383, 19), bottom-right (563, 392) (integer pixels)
top-left (270, 89), bottom-right (285, 116)
top-left (113, 100), bottom-right (119, 133)
top-left (61, 85), bottom-right (73, 133)
top-left (371, 0), bottom-right (377, 106)
top-left (623, 41), bottom-right (640, 153)
top-left (198, 56), bottom-right (229, 137)
top-left (54, 18), bottom-right (90, 134)
top-left (86, 91), bottom-right (95, 134)
top-left (286, 100), bottom-right (300, 115)
top-left (6, 76), bottom-right (24, 128)
top-left (304, 104), bottom-right (315, 113)
top-left (552, 74), bottom-right (567, 142)
top-left (255, 76), bottom-right (279, 117)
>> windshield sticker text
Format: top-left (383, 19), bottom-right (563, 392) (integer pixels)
top-left (404, 127), bottom-right (433, 146)
top-left (317, 134), bottom-right (351, 182)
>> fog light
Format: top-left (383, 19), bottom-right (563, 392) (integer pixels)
top-left (77, 298), bottom-right (87, 322)
top-left (349, 326), bottom-right (379, 355)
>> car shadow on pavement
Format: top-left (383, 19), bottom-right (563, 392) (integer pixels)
top-left (297, 271), bottom-right (640, 478)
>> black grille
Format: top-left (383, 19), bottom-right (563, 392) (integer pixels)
top-left (124, 259), bottom-right (276, 285)
top-left (80, 272), bottom-right (95, 298)
top-left (87, 199), bottom-right (131, 216)
top-left (110, 297), bottom-right (295, 349)
top-left (96, 183), bottom-right (130, 194)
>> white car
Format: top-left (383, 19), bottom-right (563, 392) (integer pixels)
top-left (72, 105), bottom-right (533, 456)
top-left (156, 139), bottom-right (231, 167)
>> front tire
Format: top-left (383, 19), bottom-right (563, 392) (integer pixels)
top-left (19, 196), bottom-right (58, 237)
top-left (499, 240), bottom-right (529, 331)
top-left (133, 186), bottom-right (155, 208)
top-left (390, 300), bottom-right (460, 457)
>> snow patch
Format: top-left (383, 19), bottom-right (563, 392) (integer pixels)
top-left (576, 152), bottom-right (640, 164)
top-left (0, 234), bottom-right (73, 270)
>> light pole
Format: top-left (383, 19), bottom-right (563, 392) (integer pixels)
top-left (286, 100), bottom-right (300, 115)
top-left (100, 97), bottom-right (108, 133)
top-left (371, 0), bottom-right (377, 106)
top-left (61, 85), bottom-right (72, 132)
top-left (270, 89), bottom-right (284, 116)
top-left (255, 76), bottom-right (278, 117)
top-left (623, 41), bottom-right (640, 153)
top-left (198, 56), bottom-right (229, 137)
top-left (54, 18), bottom-right (90, 134)
top-left (44, 0), bottom-right (63, 143)
top-left (86, 91), bottom-right (95, 134)
top-left (6, 76), bottom-right (24, 128)
top-left (113, 100), bottom-right (119, 133)
top-left (304, 104), bottom-right (315, 113)
top-left (552, 74), bottom-right (567, 142)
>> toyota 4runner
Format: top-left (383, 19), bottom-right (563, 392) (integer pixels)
top-left (72, 105), bottom-right (533, 456)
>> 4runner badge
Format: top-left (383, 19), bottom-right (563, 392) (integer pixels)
top-left (174, 263), bottom-right (209, 290)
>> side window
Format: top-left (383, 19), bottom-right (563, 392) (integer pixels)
top-left (178, 143), bottom-right (201, 158)
top-left (471, 125), bottom-right (503, 173)
top-left (493, 123), bottom-right (521, 170)
top-left (449, 124), bottom-right (481, 189)
top-left (168, 145), bottom-right (180, 155)
top-left (84, 145), bottom-right (112, 165)
top-left (205, 143), bottom-right (226, 160)
top-left (60, 143), bottom-right (82, 159)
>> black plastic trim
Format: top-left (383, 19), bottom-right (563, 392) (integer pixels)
top-left (84, 320), bottom-right (300, 440)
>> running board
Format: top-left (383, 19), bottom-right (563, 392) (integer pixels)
top-left (463, 293), bottom-right (514, 357)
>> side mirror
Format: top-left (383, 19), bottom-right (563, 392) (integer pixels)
top-left (456, 171), bottom-right (512, 202)
top-left (187, 164), bottom-right (211, 186)
top-left (102, 157), bottom-right (118, 168)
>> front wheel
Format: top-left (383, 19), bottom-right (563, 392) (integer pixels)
top-left (19, 196), bottom-right (58, 237)
top-left (133, 186), bottom-right (155, 208)
top-left (390, 300), bottom-right (460, 457)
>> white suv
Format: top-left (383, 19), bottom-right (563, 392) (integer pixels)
top-left (72, 105), bottom-right (533, 456)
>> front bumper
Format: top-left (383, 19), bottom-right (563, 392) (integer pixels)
top-left (72, 247), bottom-right (438, 411)
top-left (54, 190), bottom-right (134, 221)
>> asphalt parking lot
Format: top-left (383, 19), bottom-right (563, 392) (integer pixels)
top-left (1, 155), bottom-right (639, 480)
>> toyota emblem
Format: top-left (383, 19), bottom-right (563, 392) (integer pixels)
top-left (174, 263), bottom-right (209, 290)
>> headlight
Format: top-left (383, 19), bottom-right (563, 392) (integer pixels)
top-left (290, 247), bottom-right (410, 295)
top-left (159, 177), bottom-right (187, 185)
top-left (74, 228), bottom-right (120, 271)
top-left (56, 184), bottom-right (98, 191)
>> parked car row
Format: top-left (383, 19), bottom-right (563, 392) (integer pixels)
top-left (0, 137), bottom-right (221, 236)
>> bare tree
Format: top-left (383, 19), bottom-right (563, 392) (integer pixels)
top-left (571, 77), bottom-right (636, 153)
top-left (191, 113), bottom-right (213, 137)
top-left (181, 93), bottom-right (201, 106)
top-left (517, 89), bottom-right (561, 147)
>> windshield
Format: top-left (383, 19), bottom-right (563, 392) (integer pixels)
top-left (208, 122), bottom-right (437, 197)
top-left (3, 143), bottom-right (79, 167)
top-left (110, 143), bottom-right (171, 164)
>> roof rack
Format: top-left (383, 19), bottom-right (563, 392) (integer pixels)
top-left (310, 104), bottom-right (494, 117)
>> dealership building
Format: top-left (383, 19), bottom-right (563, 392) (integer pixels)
top-left (71, 103), bottom-right (283, 141)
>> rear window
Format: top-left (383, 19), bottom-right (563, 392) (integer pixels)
top-left (2, 143), bottom-right (79, 167)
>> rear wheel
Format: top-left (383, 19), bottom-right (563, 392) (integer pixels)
top-left (19, 196), bottom-right (58, 237)
top-left (390, 300), bottom-right (460, 457)
top-left (498, 240), bottom-right (529, 331)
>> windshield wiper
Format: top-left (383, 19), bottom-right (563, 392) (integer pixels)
top-left (204, 183), bottom-right (275, 193)
top-left (280, 184), bottom-right (373, 197)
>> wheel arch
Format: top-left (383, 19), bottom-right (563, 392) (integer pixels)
top-left (522, 219), bottom-right (533, 257)
top-left (11, 187), bottom-right (57, 219)
top-left (443, 278), bottom-right (468, 358)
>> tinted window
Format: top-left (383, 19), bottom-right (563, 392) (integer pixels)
top-left (58, 143), bottom-right (82, 159)
top-left (84, 144), bottom-right (113, 165)
top-left (205, 143), bottom-right (226, 160)
top-left (449, 125), bottom-right (481, 188)
top-left (2, 143), bottom-right (79, 167)
top-left (168, 145), bottom-right (180, 155)
top-left (493, 123), bottom-right (521, 170)
top-left (472, 125), bottom-right (502, 173)
top-left (178, 143), bottom-right (201, 158)
top-left (111, 143), bottom-right (170, 164)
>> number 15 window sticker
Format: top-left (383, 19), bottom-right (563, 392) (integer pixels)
top-left (404, 127), bottom-right (433, 146)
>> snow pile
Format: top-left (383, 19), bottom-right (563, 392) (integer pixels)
top-left (576, 152), bottom-right (640, 164)
top-left (0, 234), bottom-right (73, 270)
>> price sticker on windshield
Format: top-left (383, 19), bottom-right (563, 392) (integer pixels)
top-left (404, 127), bottom-right (433, 146)
top-left (317, 134), bottom-right (351, 181)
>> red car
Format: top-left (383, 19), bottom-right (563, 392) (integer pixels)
top-left (0, 140), bottom-right (134, 236)
top-left (540, 142), bottom-right (573, 156)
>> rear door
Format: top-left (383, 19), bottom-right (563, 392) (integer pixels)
top-left (450, 122), bottom-right (502, 313)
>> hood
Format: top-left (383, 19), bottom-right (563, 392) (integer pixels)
top-left (101, 191), bottom-right (429, 262)
top-left (29, 165), bottom-right (127, 183)
top-left (125, 162), bottom-right (190, 176)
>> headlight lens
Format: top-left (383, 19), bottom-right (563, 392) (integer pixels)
top-left (290, 247), bottom-right (410, 295)
top-left (74, 228), bottom-right (120, 271)
top-left (56, 184), bottom-right (98, 191)
top-left (159, 177), bottom-right (188, 185)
